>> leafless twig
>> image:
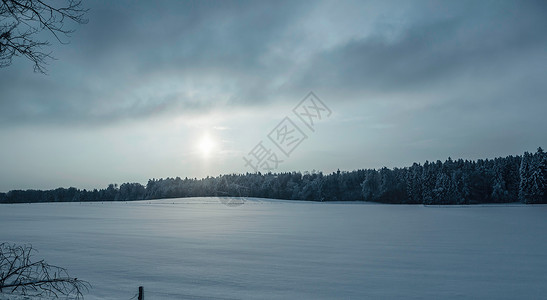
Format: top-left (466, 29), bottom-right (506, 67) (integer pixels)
top-left (0, 0), bottom-right (88, 73)
top-left (0, 243), bottom-right (90, 299)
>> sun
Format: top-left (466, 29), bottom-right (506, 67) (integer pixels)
top-left (198, 134), bottom-right (216, 157)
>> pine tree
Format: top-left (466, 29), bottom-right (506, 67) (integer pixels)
top-left (528, 148), bottom-right (547, 203)
top-left (519, 152), bottom-right (533, 203)
top-left (361, 170), bottom-right (380, 202)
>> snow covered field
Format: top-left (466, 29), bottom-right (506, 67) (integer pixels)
top-left (1, 198), bottom-right (547, 299)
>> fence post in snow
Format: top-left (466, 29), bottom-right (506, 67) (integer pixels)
top-left (138, 286), bottom-right (144, 300)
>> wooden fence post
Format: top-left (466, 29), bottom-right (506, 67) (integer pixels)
top-left (138, 286), bottom-right (144, 300)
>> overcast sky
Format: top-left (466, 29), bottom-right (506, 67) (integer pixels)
top-left (1, 0), bottom-right (546, 192)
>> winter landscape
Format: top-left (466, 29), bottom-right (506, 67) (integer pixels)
top-left (2, 198), bottom-right (547, 299)
top-left (2, 0), bottom-right (547, 299)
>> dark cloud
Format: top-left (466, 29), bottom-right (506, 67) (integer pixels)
top-left (0, 0), bottom-right (546, 126)
top-left (0, 0), bottom-right (310, 125)
top-left (293, 0), bottom-right (547, 96)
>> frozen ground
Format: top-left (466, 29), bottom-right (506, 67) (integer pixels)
top-left (1, 198), bottom-right (547, 299)
top-left (0, 293), bottom-right (47, 300)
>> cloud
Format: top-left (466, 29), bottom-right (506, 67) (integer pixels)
top-left (292, 1), bottom-right (547, 97)
top-left (0, 0), bottom-right (546, 127)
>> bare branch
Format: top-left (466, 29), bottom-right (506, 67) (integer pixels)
top-left (0, 0), bottom-right (88, 73)
top-left (0, 243), bottom-right (90, 299)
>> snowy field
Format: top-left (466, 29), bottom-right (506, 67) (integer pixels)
top-left (1, 198), bottom-right (547, 299)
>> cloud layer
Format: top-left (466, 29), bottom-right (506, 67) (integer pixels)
top-left (1, 0), bottom-right (545, 126)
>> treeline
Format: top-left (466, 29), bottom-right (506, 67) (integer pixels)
top-left (0, 148), bottom-right (545, 204)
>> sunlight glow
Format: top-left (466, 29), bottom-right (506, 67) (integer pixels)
top-left (198, 134), bottom-right (216, 157)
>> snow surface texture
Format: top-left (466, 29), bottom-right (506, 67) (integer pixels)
top-left (1, 198), bottom-right (547, 299)
top-left (0, 293), bottom-right (42, 300)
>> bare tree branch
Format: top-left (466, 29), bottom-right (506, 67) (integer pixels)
top-left (0, 243), bottom-right (90, 299)
top-left (0, 0), bottom-right (88, 73)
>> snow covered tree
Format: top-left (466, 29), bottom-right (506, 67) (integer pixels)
top-left (520, 151), bottom-right (534, 203)
top-left (361, 169), bottom-right (380, 202)
top-left (421, 161), bottom-right (437, 204)
top-left (521, 148), bottom-right (547, 203)
top-left (406, 163), bottom-right (423, 204)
